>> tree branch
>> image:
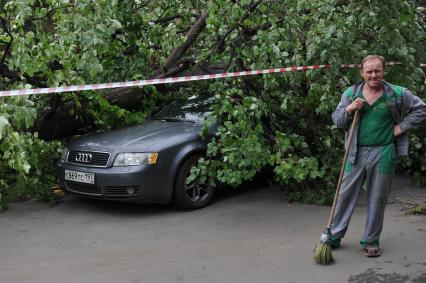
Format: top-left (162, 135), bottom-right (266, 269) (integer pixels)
top-left (0, 62), bottom-right (47, 88)
top-left (25, 5), bottom-right (74, 24)
top-left (197, 0), bottom-right (265, 69)
top-left (1, 17), bottom-right (13, 65)
top-left (216, 0), bottom-right (262, 53)
top-left (161, 6), bottom-right (210, 73)
top-left (154, 15), bottom-right (182, 24)
top-left (157, 57), bottom-right (194, 79)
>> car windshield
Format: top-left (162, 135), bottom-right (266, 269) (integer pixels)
top-left (152, 95), bottom-right (213, 123)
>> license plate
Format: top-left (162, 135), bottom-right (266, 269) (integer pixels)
top-left (65, 170), bottom-right (95, 184)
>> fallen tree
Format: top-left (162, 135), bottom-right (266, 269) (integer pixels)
top-left (1, 0), bottom-right (425, 209)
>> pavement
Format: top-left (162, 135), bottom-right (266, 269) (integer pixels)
top-left (0, 177), bottom-right (425, 283)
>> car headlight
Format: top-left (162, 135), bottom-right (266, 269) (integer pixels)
top-left (60, 147), bottom-right (69, 162)
top-left (113, 153), bottom-right (158, 166)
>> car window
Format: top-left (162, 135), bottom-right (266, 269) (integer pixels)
top-left (152, 95), bottom-right (213, 123)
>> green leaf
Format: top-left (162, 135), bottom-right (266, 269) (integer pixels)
top-left (0, 117), bottom-right (9, 140)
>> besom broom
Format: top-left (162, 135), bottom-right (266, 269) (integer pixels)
top-left (314, 110), bottom-right (360, 265)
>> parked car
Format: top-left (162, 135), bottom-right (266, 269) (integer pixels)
top-left (57, 95), bottom-right (216, 210)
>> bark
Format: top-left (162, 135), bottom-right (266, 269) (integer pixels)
top-left (161, 8), bottom-right (210, 73)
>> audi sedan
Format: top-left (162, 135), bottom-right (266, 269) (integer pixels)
top-left (57, 95), bottom-right (216, 210)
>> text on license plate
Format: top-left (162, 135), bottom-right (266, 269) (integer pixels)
top-left (65, 170), bottom-right (95, 184)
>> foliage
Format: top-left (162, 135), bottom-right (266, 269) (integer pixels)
top-left (1, 0), bottom-right (425, 209)
top-left (397, 196), bottom-right (426, 215)
top-left (399, 127), bottom-right (426, 186)
top-left (192, 85), bottom-right (271, 187)
top-left (409, 203), bottom-right (426, 215)
top-left (0, 97), bottom-right (62, 209)
top-left (196, 0), bottom-right (426, 203)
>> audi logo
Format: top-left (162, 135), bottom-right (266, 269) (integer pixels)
top-left (75, 152), bottom-right (93, 163)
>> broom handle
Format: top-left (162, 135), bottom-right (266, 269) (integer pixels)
top-left (326, 110), bottom-right (360, 229)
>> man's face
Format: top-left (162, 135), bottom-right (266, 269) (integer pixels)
top-left (361, 59), bottom-right (384, 89)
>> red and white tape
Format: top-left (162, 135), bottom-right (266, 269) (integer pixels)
top-left (0, 62), bottom-right (424, 98)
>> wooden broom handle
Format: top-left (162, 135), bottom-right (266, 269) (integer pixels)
top-left (327, 110), bottom-right (360, 229)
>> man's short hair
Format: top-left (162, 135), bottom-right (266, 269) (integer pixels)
top-left (361, 55), bottom-right (386, 70)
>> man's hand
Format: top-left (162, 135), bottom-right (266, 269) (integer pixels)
top-left (393, 124), bottom-right (402, 137)
top-left (346, 98), bottom-right (365, 115)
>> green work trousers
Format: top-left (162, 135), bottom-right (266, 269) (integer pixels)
top-left (331, 144), bottom-right (396, 245)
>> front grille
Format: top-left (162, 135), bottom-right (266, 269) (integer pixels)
top-left (66, 182), bottom-right (139, 199)
top-left (67, 150), bottom-right (110, 167)
top-left (106, 187), bottom-right (128, 195)
top-left (106, 186), bottom-right (138, 196)
top-left (66, 181), bottom-right (102, 196)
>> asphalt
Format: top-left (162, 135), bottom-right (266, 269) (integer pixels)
top-left (0, 177), bottom-right (425, 283)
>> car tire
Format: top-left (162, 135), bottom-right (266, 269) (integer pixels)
top-left (173, 154), bottom-right (215, 210)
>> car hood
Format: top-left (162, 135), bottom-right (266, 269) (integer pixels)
top-left (69, 120), bottom-right (202, 152)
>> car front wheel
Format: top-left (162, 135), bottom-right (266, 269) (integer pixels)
top-left (173, 154), bottom-right (215, 210)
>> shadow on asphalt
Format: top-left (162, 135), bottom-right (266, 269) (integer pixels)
top-left (61, 177), bottom-right (273, 216)
top-left (212, 177), bottom-right (272, 203)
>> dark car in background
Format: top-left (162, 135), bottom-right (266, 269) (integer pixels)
top-left (57, 95), bottom-right (216, 210)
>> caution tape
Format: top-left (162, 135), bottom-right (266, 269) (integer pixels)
top-left (0, 62), bottom-right (424, 98)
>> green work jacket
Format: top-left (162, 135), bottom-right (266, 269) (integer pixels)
top-left (332, 81), bottom-right (426, 164)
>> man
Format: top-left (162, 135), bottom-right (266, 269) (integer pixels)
top-left (331, 55), bottom-right (426, 257)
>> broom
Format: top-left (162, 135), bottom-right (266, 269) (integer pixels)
top-left (314, 110), bottom-right (360, 265)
